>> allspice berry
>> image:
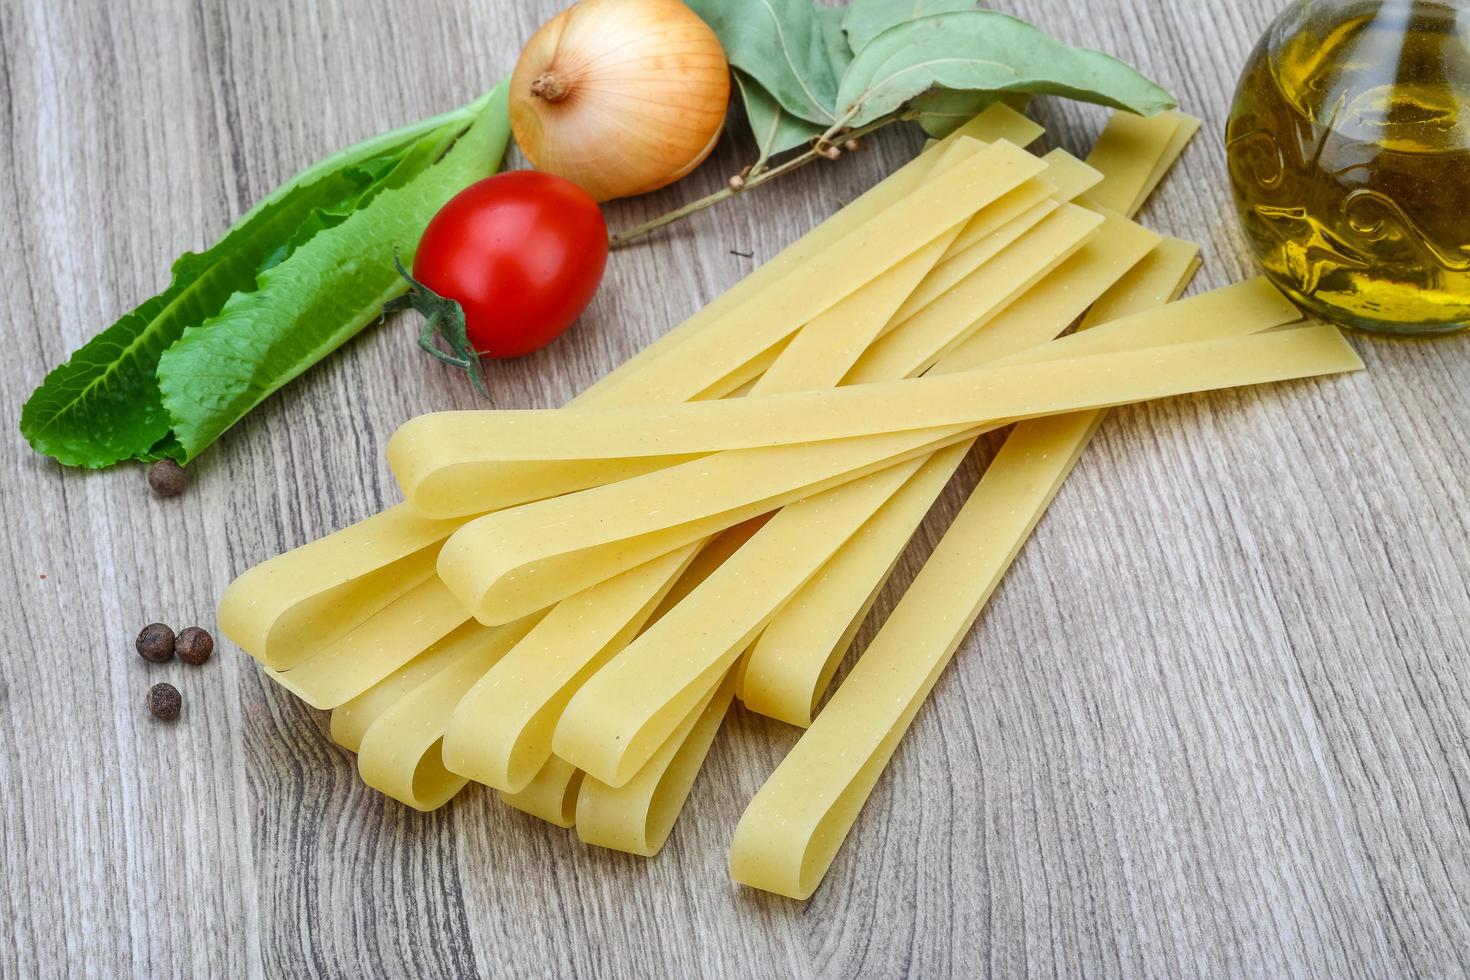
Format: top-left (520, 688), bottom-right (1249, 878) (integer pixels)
top-left (146, 682), bottom-right (182, 721)
top-left (136, 623), bottom-right (176, 663)
top-left (147, 459), bottom-right (189, 498)
top-left (175, 627), bottom-right (214, 666)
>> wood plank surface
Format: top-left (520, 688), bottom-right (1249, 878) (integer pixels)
top-left (2, 0), bottom-right (1467, 976)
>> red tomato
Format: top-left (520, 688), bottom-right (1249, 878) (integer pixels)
top-left (413, 170), bottom-right (608, 358)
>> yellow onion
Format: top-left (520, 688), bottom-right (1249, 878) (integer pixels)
top-left (509, 0), bottom-right (731, 202)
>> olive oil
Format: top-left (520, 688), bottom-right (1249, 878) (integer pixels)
top-left (1227, 0), bottom-right (1470, 335)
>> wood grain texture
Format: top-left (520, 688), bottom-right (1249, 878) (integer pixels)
top-left (2, 0), bottom-right (1467, 976)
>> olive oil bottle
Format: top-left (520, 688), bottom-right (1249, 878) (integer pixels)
top-left (1227, 0), bottom-right (1470, 335)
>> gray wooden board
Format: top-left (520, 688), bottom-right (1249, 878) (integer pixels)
top-left (2, 0), bottom-right (1467, 976)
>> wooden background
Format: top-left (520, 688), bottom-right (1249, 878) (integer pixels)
top-left (3, 0), bottom-right (1468, 976)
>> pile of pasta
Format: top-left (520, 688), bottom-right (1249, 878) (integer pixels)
top-left (220, 106), bottom-right (1362, 900)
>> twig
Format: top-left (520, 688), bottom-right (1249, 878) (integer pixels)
top-left (608, 115), bottom-right (900, 248)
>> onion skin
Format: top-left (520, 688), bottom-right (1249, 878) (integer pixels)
top-left (510, 0), bottom-right (731, 203)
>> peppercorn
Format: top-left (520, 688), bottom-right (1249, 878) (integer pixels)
top-left (147, 459), bottom-right (189, 497)
top-left (175, 626), bottom-right (214, 666)
top-left (136, 622), bottom-right (175, 663)
top-left (146, 682), bottom-right (182, 721)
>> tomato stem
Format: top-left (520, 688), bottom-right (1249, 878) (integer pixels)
top-left (384, 252), bottom-right (491, 396)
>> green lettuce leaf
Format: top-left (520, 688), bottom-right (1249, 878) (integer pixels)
top-left (155, 84), bottom-right (511, 461)
top-left (20, 90), bottom-right (496, 469)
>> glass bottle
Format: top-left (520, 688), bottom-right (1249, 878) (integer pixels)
top-left (1226, 0), bottom-right (1470, 335)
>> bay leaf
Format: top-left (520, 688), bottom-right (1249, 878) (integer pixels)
top-left (815, 4), bottom-right (854, 78)
top-left (735, 70), bottom-right (824, 172)
top-left (908, 89), bottom-right (1033, 137)
top-left (685, 0), bottom-right (840, 124)
top-left (908, 88), bottom-right (998, 138)
top-left (840, 0), bottom-right (979, 54)
top-left (835, 10), bottom-right (1175, 129)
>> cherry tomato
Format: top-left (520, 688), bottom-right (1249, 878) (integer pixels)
top-left (413, 170), bottom-right (608, 358)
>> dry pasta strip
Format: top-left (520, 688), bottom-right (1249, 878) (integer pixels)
top-left (271, 508), bottom-right (722, 713)
top-left (298, 203), bottom-right (1015, 714)
top-left (484, 526), bottom-right (765, 825)
top-left (580, 104), bottom-right (1042, 405)
top-left (1129, 113), bottom-right (1202, 215)
top-left (442, 230), bottom-right (1162, 818)
top-left (842, 204), bottom-right (1103, 384)
top-left (933, 208), bottom-right (1157, 369)
top-left (889, 200), bottom-right (1060, 328)
top-left (519, 276), bottom-right (1296, 747)
top-left (439, 547), bottom-right (703, 794)
top-left (262, 576), bottom-right (469, 708)
top-left (542, 326), bottom-right (1361, 783)
top-left (754, 175), bottom-right (1069, 396)
top-left (391, 199), bottom-right (1098, 518)
top-left (753, 234), bottom-right (961, 395)
top-left (438, 178), bottom-right (1084, 807)
top-left (1085, 110), bottom-right (1200, 215)
top-left (499, 755), bottom-right (584, 828)
top-left (351, 613), bottom-right (542, 811)
top-left (430, 528), bottom-right (759, 814)
top-left (740, 443), bottom-right (975, 726)
top-left (330, 620), bottom-right (490, 753)
top-left (689, 337), bottom-right (791, 402)
top-left (728, 259), bottom-right (1317, 901)
top-left (403, 267), bottom-right (1203, 473)
top-left (219, 503), bottom-right (457, 670)
top-left (1081, 238), bottom-right (1203, 328)
top-left (1038, 147), bottom-right (1107, 202)
top-left (436, 274), bottom-right (1289, 649)
top-left (564, 110), bottom-right (1199, 841)
top-left (334, 544), bottom-right (697, 813)
top-left (896, 151), bottom-right (1100, 325)
top-left (575, 672), bottom-right (737, 856)
top-left (225, 108), bottom-right (1051, 814)
top-left (741, 238), bottom-right (1202, 726)
top-left (897, 150), bottom-right (1098, 305)
top-left (582, 139), bottom-right (1043, 408)
top-left (942, 178), bottom-right (1056, 257)
top-left (728, 410), bottom-right (1101, 899)
top-left (552, 460), bottom-right (934, 787)
top-left (438, 323), bottom-right (1357, 625)
top-left (419, 186), bottom-right (1060, 802)
top-left (216, 108), bottom-right (1038, 676)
